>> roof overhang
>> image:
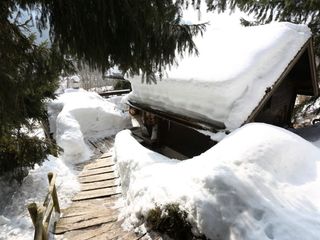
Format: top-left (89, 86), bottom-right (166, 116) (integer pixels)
top-left (127, 100), bottom-right (226, 132)
top-left (245, 37), bottom-right (319, 124)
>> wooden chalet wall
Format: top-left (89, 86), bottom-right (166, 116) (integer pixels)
top-left (249, 39), bottom-right (319, 128)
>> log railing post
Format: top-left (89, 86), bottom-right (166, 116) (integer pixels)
top-left (35, 207), bottom-right (47, 240)
top-left (47, 172), bottom-right (61, 213)
top-left (28, 203), bottom-right (38, 227)
top-left (28, 172), bottom-right (61, 240)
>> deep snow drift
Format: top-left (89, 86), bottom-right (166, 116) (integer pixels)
top-left (115, 123), bottom-right (320, 240)
top-left (48, 89), bottom-right (131, 162)
top-left (128, 22), bottom-right (311, 130)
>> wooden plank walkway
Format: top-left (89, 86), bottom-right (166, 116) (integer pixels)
top-left (53, 137), bottom-right (153, 240)
top-left (54, 139), bottom-right (162, 240)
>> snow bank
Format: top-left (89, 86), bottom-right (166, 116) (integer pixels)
top-left (115, 123), bottom-right (320, 240)
top-left (48, 89), bottom-right (131, 161)
top-left (0, 156), bottom-right (79, 240)
top-left (128, 22), bottom-right (311, 130)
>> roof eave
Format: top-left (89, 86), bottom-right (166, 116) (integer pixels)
top-left (245, 37), bottom-right (318, 125)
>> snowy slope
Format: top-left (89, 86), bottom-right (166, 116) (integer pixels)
top-left (48, 89), bottom-right (131, 162)
top-left (115, 123), bottom-right (320, 240)
top-left (128, 22), bottom-right (311, 130)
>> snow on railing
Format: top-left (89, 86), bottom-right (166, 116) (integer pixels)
top-left (27, 172), bottom-right (61, 240)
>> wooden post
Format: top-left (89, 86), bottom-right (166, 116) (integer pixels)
top-left (28, 172), bottom-right (61, 240)
top-left (28, 203), bottom-right (38, 227)
top-left (34, 207), bottom-right (47, 240)
top-left (47, 172), bottom-right (61, 213)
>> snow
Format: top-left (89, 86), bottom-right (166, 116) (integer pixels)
top-left (115, 123), bottom-right (320, 240)
top-left (0, 156), bottom-right (79, 240)
top-left (48, 89), bottom-right (131, 162)
top-left (128, 22), bottom-right (311, 130)
top-left (0, 89), bottom-right (131, 240)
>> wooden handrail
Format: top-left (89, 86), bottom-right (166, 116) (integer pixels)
top-left (28, 172), bottom-right (60, 240)
top-left (99, 89), bottom-right (131, 97)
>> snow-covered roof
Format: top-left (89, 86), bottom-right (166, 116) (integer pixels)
top-left (128, 22), bottom-right (312, 130)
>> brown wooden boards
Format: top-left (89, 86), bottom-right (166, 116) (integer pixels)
top-left (72, 187), bottom-right (121, 201)
top-left (83, 158), bottom-right (115, 170)
top-left (81, 179), bottom-right (119, 191)
top-left (54, 138), bottom-right (149, 239)
top-left (79, 172), bottom-right (118, 183)
top-left (79, 166), bottom-right (114, 177)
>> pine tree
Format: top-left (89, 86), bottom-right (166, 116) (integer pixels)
top-left (1, 0), bottom-right (205, 181)
top-left (20, 0), bottom-right (206, 79)
top-left (205, 0), bottom-right (320, 63)
top-left (0, 0), bottom-right (73, 181)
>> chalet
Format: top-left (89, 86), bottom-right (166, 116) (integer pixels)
top-left (126, 22), bottom-right (319, 159)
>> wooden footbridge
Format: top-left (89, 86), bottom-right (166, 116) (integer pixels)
top-left (29, 137), bottom-right (162, 240)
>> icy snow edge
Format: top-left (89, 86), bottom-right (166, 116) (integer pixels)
top-left (128, 22), bottom-right (311, 130)
top-left (114, 123), bottom-right (320, 240)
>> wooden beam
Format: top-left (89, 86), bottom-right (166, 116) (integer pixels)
top-left (245, 38), bottom-right (313, 124)
top-left (308, 38), bottom-right (319, 97)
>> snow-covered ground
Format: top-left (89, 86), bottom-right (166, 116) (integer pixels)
top-left (0, 89), bottom-right (131, 240)
top-left (115, 123), bottom-right (320, 240)
top-left (0, 156), bottom-right (79, 240)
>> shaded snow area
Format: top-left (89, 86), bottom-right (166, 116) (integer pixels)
top-left (291, 123), bottom-right (320, 148)
top-left (48, 89), bottom-right (131, 162)
top-left (0, 89), bottom-right (131, 240)
top-left (128, 22), bottom-right (311, 130)
top-left (0, 156), bottom-right (79, 240)
top-left (115, 123), bottom-right (320, 240)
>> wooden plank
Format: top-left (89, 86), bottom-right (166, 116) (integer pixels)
top-left (61, 208), bottom-right (121, 218)
top-left (84, 159), bottom-right (114, 170)
top-left (55, 214), bottom-right (118, 234)
top-left (62, 222), bottom-right (120, 240)
top-left (79, 166), bottom-right (114, 177)
top-left (94, 157), bottom-right (113, 164)
top-left (100, 152), bottom-right (113, 159)
top-left (94, 142), bottom-right (110, 153)
top-left (81, 179), bottom-right (119, 191)
top-left (61, 208), bottom-right (118, 219)
top-left (72, 187), bottom-right (121, 201)
top-left (94, 228), bottom-right (138, 240)
top-left (64, 196), bottom-right (120, 209)
top-left (79, 173), bottom-right (118, 183)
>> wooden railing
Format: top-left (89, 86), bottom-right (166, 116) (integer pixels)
top-left (99, 89), bottom-right (131, 97)
top-left (28, 172), bottom-right (61, 240)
